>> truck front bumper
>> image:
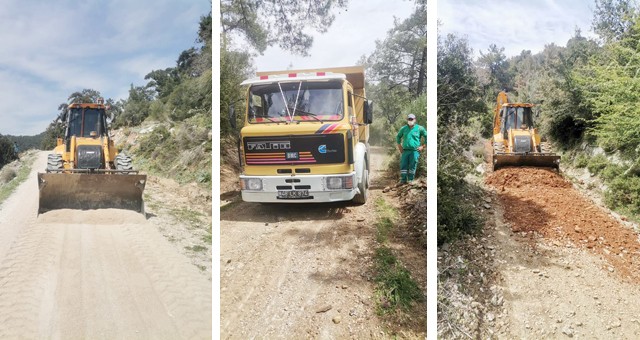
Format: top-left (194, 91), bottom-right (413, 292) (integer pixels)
top-left (240, 173), bottom-right (357, 203)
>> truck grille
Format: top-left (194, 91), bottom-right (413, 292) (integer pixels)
top-left (243, 134), bottom-right (345, 165)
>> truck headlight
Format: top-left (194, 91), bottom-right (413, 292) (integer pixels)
top-left (241, 178), bottom-right (263, 191)
top-left (325, 175), bottom-right (354, 190)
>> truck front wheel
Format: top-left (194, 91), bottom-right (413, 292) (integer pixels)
top-left (352, 164), bottom-right (368, 205)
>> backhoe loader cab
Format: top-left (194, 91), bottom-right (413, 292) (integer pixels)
top-left (37, 99), bottom-right (146, 214)
top-left (499, 106), bottom-right (535, 137)
top-left (66, 105), bottom-right (108, 139)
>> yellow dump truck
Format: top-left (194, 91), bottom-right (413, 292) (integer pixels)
top-left (233, 66), bottom-right (373, 203)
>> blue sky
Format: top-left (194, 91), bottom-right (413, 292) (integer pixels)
top-left (0, 0), bottom-right (210, 135)
top-left (438, 0), bottom-right (596, 57)
top-left (246, 0), bottom-right (417, 72)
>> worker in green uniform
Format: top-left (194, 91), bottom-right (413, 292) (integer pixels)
top-left (396, 113), bottom-right (427, 184)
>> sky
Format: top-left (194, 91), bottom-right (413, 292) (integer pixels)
top-left (250, 0), bottom-right (417, 72)
top-left (438, 0), bottom-right (597, 58)
top-left (0, 0), bottom-right (211, 136)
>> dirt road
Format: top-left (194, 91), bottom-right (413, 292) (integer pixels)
top-left (484, 166), bottom-right (640, 338)
top-left (0, 152), bottom-right (211, 339)
top-left (220, 146), bottom-right (425, 338)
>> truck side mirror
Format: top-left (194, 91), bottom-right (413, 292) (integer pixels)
top-left (364, 101), bottom-right (373, 124)
top-left (229, 104), bottom-right (236, 129)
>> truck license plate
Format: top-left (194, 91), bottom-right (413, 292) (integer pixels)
top-left (277, 190), bottom-right (309, 199)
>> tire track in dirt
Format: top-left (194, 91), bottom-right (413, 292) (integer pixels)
top-left (0, 152), bottom-right (211, 339)
top-left (220, 147), bottom-right (390, 339)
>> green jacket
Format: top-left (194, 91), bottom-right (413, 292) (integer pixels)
top-left (396, 124), bottom-right (427, 150)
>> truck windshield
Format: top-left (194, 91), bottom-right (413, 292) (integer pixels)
top-left (248, 81), bottom-right (343, 123)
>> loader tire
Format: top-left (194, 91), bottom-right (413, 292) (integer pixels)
top-left (491, 142), bottom-right (504, 172)
top-left (46, 154), bottom-right (63, 172)
top-left (540, 142), bottom-right (551, 153)
top-left (115, 154), bottom-right (134, 172)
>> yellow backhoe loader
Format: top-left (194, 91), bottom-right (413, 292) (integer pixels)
top-left (491, 91), bottom-right (560, 171)
top-left (37, 99), bottom-right (146, 214)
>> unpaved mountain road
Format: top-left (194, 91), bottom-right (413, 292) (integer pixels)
top-left (0, 152), bottom-right (211, 339)
top-left (220, 146), bottom-right (425, 339)
top-left (484, 166), bottom-right (640, 338)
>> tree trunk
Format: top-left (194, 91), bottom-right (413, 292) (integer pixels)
top-left (416, 44), bottom-right (427, 96)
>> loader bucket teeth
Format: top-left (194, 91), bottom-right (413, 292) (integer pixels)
top-left (38, 173), bottom-right (147, 215)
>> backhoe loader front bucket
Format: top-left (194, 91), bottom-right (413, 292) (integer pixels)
top-left (37, 173), bottom-right (147, 214)
top-left (493, 153), bottom-right (560, 171)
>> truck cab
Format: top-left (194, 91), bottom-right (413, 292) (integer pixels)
top-left (238, 66), bottom-right (372, 203)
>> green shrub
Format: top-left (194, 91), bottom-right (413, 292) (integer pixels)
top-left (0, 135), bottom-right (17, 168)
top-left (437, 167), bottom-right (479, 243)
top-left (574, 153), bottom-right (589, 168)
top-left (605, 175), bottom-right (640, 215)
top-left (586, 154), bottom-right (608, 175)
top-left (138, 127), bottom-right (170, 156)
top-left (601, 163), bottom-right (625, 181)
top-left (478, 110), bottom-right (494, 139)
top-left (374, 247), bottom-right (423, 311)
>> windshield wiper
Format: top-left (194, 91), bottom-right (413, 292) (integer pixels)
top-left (288, 107), bottom-right (322, 122)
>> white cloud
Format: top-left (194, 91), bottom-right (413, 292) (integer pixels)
top-left (0, 70), bottom-right (66, 135)
top-left (438, 0), bottom-right (596, 57)
top-left (0, 0), bottom-right (210, 135)
top-left (116, 54), bottom-right (177, 80)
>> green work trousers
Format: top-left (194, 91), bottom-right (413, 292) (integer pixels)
top-left (400, 150), bottom-right (420, 183)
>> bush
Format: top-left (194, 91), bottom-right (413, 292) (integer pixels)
top-left (478, 110), bottom-right (494, 139)
top-left (586, 154), bottom-right (608, 175)
top-left (138, 126), bottom-right (171, 157)
top-left (0, 168), bottom-right (16, 184)
top-left (0, 135), bottom-right (17, 168)
top-left (605, 175), bottom-right (640, 216)
top-left (374, 247), bottom-right (423, 310)
top-left (437, 182), bottom-right (484, 245)
top-left (574, 153), bottom-right (589, 168)
top-left (601, 163), bottom-right (625, 181)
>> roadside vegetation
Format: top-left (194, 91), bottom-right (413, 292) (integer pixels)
top-left (436, 33), bottom-right (486, 245)
top-left (372, 197), bottom-right (424, 330)
top-left (0, 151), bottom-right (36, 204)
top-left (0, 135), bottom-right (19, 169)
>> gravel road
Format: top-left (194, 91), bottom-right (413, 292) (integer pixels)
top-left (485, 166), bottom-right (640, 338)
top-left (0, 151), bottom-right (211, 339)
top-left (220, 146), bottom-right (399, 339)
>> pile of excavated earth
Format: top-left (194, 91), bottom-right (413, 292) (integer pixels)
top-left (486, 167), bottom-right (640, 282)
